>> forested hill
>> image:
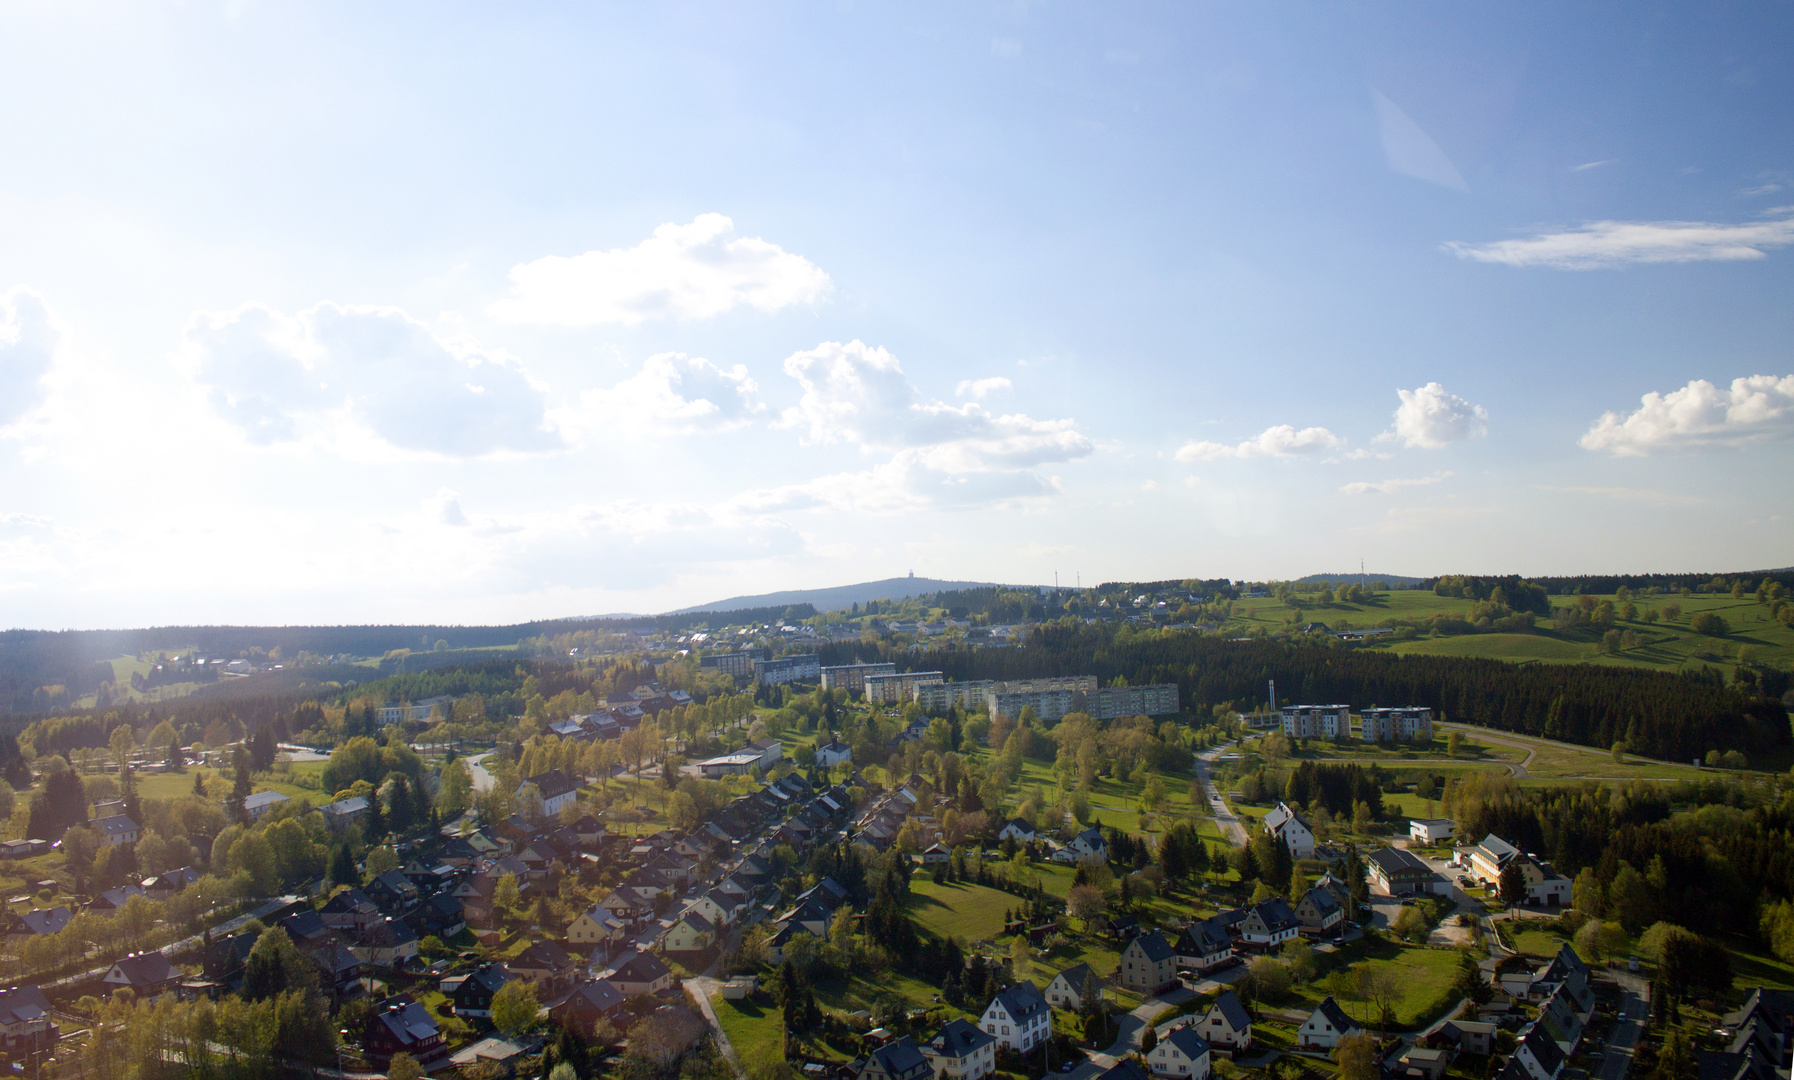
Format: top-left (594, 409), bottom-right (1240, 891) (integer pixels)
top-left (825, 625), bottom-right (1791, 763)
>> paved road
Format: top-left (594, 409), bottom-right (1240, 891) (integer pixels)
top-left (1595, 984), bottom-right (1647, 1080)
top-left (468, 752), bottom-right (496, 792)
top-left (1080, 987), bottom-right (1195, 1073)
top-left (1194, 742), bottom-right (1249, 847)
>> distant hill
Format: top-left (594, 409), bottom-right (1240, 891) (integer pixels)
top-left (1296, 572), bottom-right (1429, 586)
top-left (670, 576), bottom-right (1008, 616)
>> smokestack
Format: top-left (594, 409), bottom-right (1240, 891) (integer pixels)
top-left (1269, 679), bottom-right (1276, 713)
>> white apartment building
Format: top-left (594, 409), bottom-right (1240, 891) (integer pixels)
top-left (819, 663), bottom-right (897, 693)
top-left (1360, 707), bottom-right (1434, 742)
top-left (863, 670), bottom-right (945, 704)
top-left (1280, 705), bottom-right (1351, 739)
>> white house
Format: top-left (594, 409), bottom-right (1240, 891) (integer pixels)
top-left (520, 770), bottom-right (580, 818)
top-left (1045, 963), bottom-right (1102, 1011)
top-left (979, 981), bottom-right (1050, 1053)
top-left (1409, 819), bottom-right (1455, 845)
top-left (1261, 803), bottom-right (1314, 859)
top-left (922, 1018), bottom-right (997, 1080)
top-left (1297, 998), bottom-right (1360, 1050)
top-left (1196, 991), bottom-right (1252, 1053)
top-left (243, 791), bottom-right (290, 821)
top-left (1147, 1024), bottom-right (1212, 1080)
top-left (1511, 1022), bottom-right (1567, 1080)
top-left (1237, 900), bottom-right (1300, 950)
top-left (815, 738), bottom-right (853, 768)
top-left (1060, 827), bottom-right (1107, 863)
top-left (998, 819), bottom-right (1036, 843)
top-left (92, 815), bottom-right (140, 847)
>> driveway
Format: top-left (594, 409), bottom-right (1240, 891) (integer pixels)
top-left (1081, 987), bottom-right (1195, 1071)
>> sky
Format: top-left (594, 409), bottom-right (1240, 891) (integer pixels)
top-left (2, 3), bottom-right (1793, 629)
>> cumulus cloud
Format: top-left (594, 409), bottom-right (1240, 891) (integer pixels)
top-left (955, 376), bottom-right (1012, 399)
top-left (1383, 382), bottom-right (1489, 448)
top-left (1580, 374), bottom-right (1794, 456)
top-left (1175, 424), bottom-right (1344, 461)
top-left (564, 352), bottom-right (762, 435)
top-left (488, 213), bottom-right (831, 326)
top-left (1341, 472), bottom-right (1453, 496)
top-left (777, 340), bottom-right (1092, 473)
top-left (1445, 215), bottom-right (1794, 269)
top-left (0, 288), bottom-right (58, 427)
top-left (184, 302), bottom-right (559, 456)
top-left (730, 449), bottom-right (1064, 517)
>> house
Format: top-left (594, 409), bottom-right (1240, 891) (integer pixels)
top-left (92, 815), bottom-right (141, 847)
top-left (355, 917), bottom-right (420, 968)
top-left (1392, 1046), bottom-right (1451, 1080)
top-left (1367, 847), bottom-right (1447, 897)
top-left (1293, 887), bottom-right (1344, 937)
top-left (449, 1037), bottom-right (525, 1074)
top-left (605, 949), bottom-right (674, 996)
top-left (1409, 819), bottom-right (1455, 845)
top-left (102, 951), bottom-right (182, 1001)
top-left (1261, 803), bottom-right (1314, 859)
top-left (91, 884), bottom-right (147, 913)
top-left (1417, 1017), bottom-right (1494, 1057)
top-left (320, 796), bottom-right (370, 831)
top-left (1099, 1063), bottom-right (1151, 1080)
top-left (1466, 835), bottom-right (1570, 905)
top-left (310, 943), bottom-right (364, 999)
top-left (922, 1018), bottom-right (997, 1080)
top-left (511, 939), bottom-right (581, 991)
top-left (664, 910), bottom-right (717, 953)
top-left (815, 738), bottom-right (853, 768)
top-left (521, 770), bottom-right (580, 818)
top-left (1045, 963), bottom-right (1102, 1011)
top-left (567, 905), bottom-right (631, 949)
top-left (1236, 900), bottom-right (1299, 951)
top-left (203, 930), bottom-right (259, 982)
top-left (921, 843), bottom-right (951, 866)
top-left (1511, 1021), bottom-right (1566, 1080)
top-left (321, 887), bottom-right (382, 934)
top-left (1175, 919), bottom-right (1235, 973)
top-left (1296, 997), bottom-right (1360, 1050)
top-left (363, 995), bottom-right (444, 1065)
top-left (549, 978), bottom-right (629, 1041)
top-left (243, 790), bottom-right (290, 821)
top-left (6, 906), bottom-right (71, 942)
top-left (858, 1035), bottom-right (933, 1080)
top-left (413, 892), bottom-right (467, 939)
top-left (979, 980), bottom-right (1050, 1053)
top-left (452, 964), bottom-right (514, 1018)
top-left (142, 866), bottom-right (201, 901)
top-left (0, 985), bottom-right (58, 1053)
top-left (366, 869), bottom-right (420, 910)
top-left (1196, 991), bottom-right (1252, 1052)
top-left (1147, 1023), bottom-right (1212, 1080)
top-left (1117, 931), bottom-right (1179, 996)
top-left (1056, 827), bottom-right (1107, 864)
top-left (998, 819), bottom-right (1037, 843)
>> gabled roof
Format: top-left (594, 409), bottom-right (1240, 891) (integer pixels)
top-left (1251, 899), bottom-right (1298, 932)
top-left (1474, 834), bottom-right (1520, 863)
top-left (243, 790), bottom-right (289, 811)
top-left (1178, 919), bottom-right (1231, 955)
top-left (322, 795), bottom-right (370, 816)
top-left (1208, 990), bottom-right (1251, 1031)
top-left (516, 939), bottom-right (577, 970)
top-left (108, 951), bottom-right (179, 986)
top-left (1299, 886), bottom-right (1340, 915)
top-left (93, 814), bottom-right (139, 837)
top-left (990, 980), bottom-right (1047, 1021)
top-left (0, 985), bottom-right (51, 1027)
top-left (1367, 847), bottom-right (1431, 876)
top-left (1519, 1021), bottom-right (1565, 1075)
top-left (1052, 962), bottom-right (1097, 990)
top-left (323, 887), bottom-right (379, 914)
top-left (610, 949), bottom-right (671, 983)
top-left (1098, 1061), bottom-right (1149, 1080)
top-left (1128, 930), bottom-right (1176, 963)
top-left (364, 917), bottom-right (418, 947)
top-left (1003, 817), bottom-right (1036, 834)
top-left (459, 963), bottom-right (512, 997)
top-left (16, 907), bottom-right (71, 936)
top-left (1073, 827), bottom-right (1105, 848)
top-left (1160, 1025), bottom-right (1210, 1060)
top-left (1309, 997), bottom-right (1357, 1033)
top-left (557, 978), bottom-right (626, 1016)
top-left (927, 1017), bottom-right (995, 1059)
top-left (371, 996), bottom-right (440, 1047)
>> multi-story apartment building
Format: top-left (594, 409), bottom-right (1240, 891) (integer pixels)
top-left (753, 654), bottom-right (821, 686)
top-left (819, 662), bottom-right (897, 693)
top-left (1280, 705), bottom-right (1351, 739)
top-left (1089, 682), bottom-right (1181, 720)
top-left (700, 652), bottom-right (759, 679)
top-left (863, 670), bottom-right (945, 704)
top-left (1359, 706), bottom-right (1433, 742)
top-left (987, 676), bottom-right (1099, 722)
top-left (914, 680), bottom-right (995, 713)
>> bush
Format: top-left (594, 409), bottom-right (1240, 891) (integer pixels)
top-left (1690, 611), bottom-right (1730, 636)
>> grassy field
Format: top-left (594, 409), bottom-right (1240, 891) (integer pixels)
top-left (713, 994), bottom-right (786, 1069)
top-left (1213, 589), bottom-right (1794, 675)
top-left (907, 878), bottom-right (1022, 943)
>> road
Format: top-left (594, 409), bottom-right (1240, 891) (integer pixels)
top-left (468, 752), bottom-right (496, 792)
top-left (1194, 741), bottom-right (1250, 847)
top-left (1595, 980), bottom-right (1648, 1080)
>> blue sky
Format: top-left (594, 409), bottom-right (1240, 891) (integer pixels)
top-left (1, 3), bottom-right (1791, 627)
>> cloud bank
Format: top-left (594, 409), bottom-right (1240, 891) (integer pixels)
top-left (0, 288), bottom-right (58, 427)
top-left (489, 214), bottom-right (831, 326)
top-left (1176, 424), bottom-right (1344, 461)
top-left (1581, 374), bottom-right (1794, 455)
top-left (185, 302), bottom-right (559, 456)
top-left (1446, 215), bottom-right (1794, 269)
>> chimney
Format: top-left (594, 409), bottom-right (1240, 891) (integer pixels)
top-left (1268, 680), bottom-right (1276, 713)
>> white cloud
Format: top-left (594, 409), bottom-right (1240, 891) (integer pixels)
top-left (955, 376), bottom-right (1012, 399)
top-left (1580, 374), bottom-right (1794, 456)
top-left (488, 213), bottom-right (831, 326)
top-left (1445, 215), bottom-right (1794, 269)
top-left (1373, 90), bottom-right (1468, 192)
top-left (778, 340), bottom-right (1092, 472)
top-left (562, 352), bottom-right (762, 436)
top-left (730, 449), bottom-right (1064, 517)
top-left (1175, 424), bottom-right (1344, 461)
top-left (1341, 472), bottom-right (1453, 496)
top-left (1383, 382), bottom-right (1489, 448)
top-left (0, 288), bottom-right (58, 427)
top-left (425, 488), bottom-right (469, 526)
top-left (184, 301), bottom-right (559, 456)
top-left (1533, 485), bottom-right (1700, 506)
top-left (1572, 159), bottom-right (1617, 172)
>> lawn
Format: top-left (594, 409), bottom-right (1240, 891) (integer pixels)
top-left (1286, 938), bottom-right (1463, 1029)
top-left (907, 878), bottom-right (1024, 943)
top-left (1513, 928), bottom-right (1567, 959)
top-left (713, 994), bottom-right (786, 1070)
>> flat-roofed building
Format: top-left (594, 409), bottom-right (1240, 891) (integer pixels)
top-left (700, 652), bottom-right (759, 679)
top-left (915, 680), bottom-right (995, 713)
top-left (864, 670), bottom-right (944, 704)
top-left (819, 663), bottom-right (896, 693)
top-left (754, 654), bottom-right (821, 686)
top-left (1360, 706), bottom-right (1433, 742)
top-left (1280, 705), bottom-right (1350, 739)
top-left (1090, 682), bottom-right (1181, 719)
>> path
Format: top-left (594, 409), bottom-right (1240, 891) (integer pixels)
top-left (1595, 977), bottom-right (1648, 1080)
top-left (468, 752), bottom-right (496, 793)
top-left (1082, 987), bottom-right (1195, 1071)
top-left (685, 977), bottom-right (745, 1078)
top-left (1194, 742), bottom-right (1249, 847)
top-left (1438, 721), bottom-right (1710, 779)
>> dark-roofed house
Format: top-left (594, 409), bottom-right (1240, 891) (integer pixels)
top-left (6, 906), bottom-right (71, 942)
top-left (414, 892), bottom-right (467, 939)
top-left (453, 964), bottom-right (514, 1018)
top-left (979, 981), bottom-right (1050, 1053)
top-left (102, 951), bottom-right (182, 1001)
top-left (606, 949), bottom-right (673, 996)
top-left (1176, 918), bottom-right (1235, 973)
top-left (363, 995), bottom-right (444, 1065)
top-left (511, 939), bottom-right (580, 992)
top-left (91, 884), bottom-right (147, 913)
top-left (0, 985), bottom-right (58, 1053)
top-left (1237, 900), bottom-right (1299, 950)
top-left (549, 979), bottom-right (628, 1042)
top-left (858, 1035), bottom-right (932, 1080)
top-left (1147, 1023), bottom-right (1211, 1080)
top-left (1368, 847), bottom-right (1447, 897)
top-left (1045, 963), bottom-right (1102, 1011)
top-left (1297, 997), bottom-right (1360, 1050)
top-left (321, 796), bottom-right (370, 831)
top-left (1293, 887), bottom-right (1344, 937)
top-left (1512, 1021), bottom-right (1566, 1080)
top-left (355, 917), bottom-right (420, 969)
top-left (321, 888), bottom-right (382, 934)
top-left (1196, 991), bottom-right (1252, 1052)
top-left (365, 869), bottom-right (420, 910)
top-left (922, 1018), bottom-right (996, 1080)
top-left (1118, 930), bottom-right (1178, 995)
top-left (1261, 803), bottom-right (1313, 859)
top-left (1099, 1062), bottom-right (1150, 1080)
top-left (92, 814), bottom-right (140, 847)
